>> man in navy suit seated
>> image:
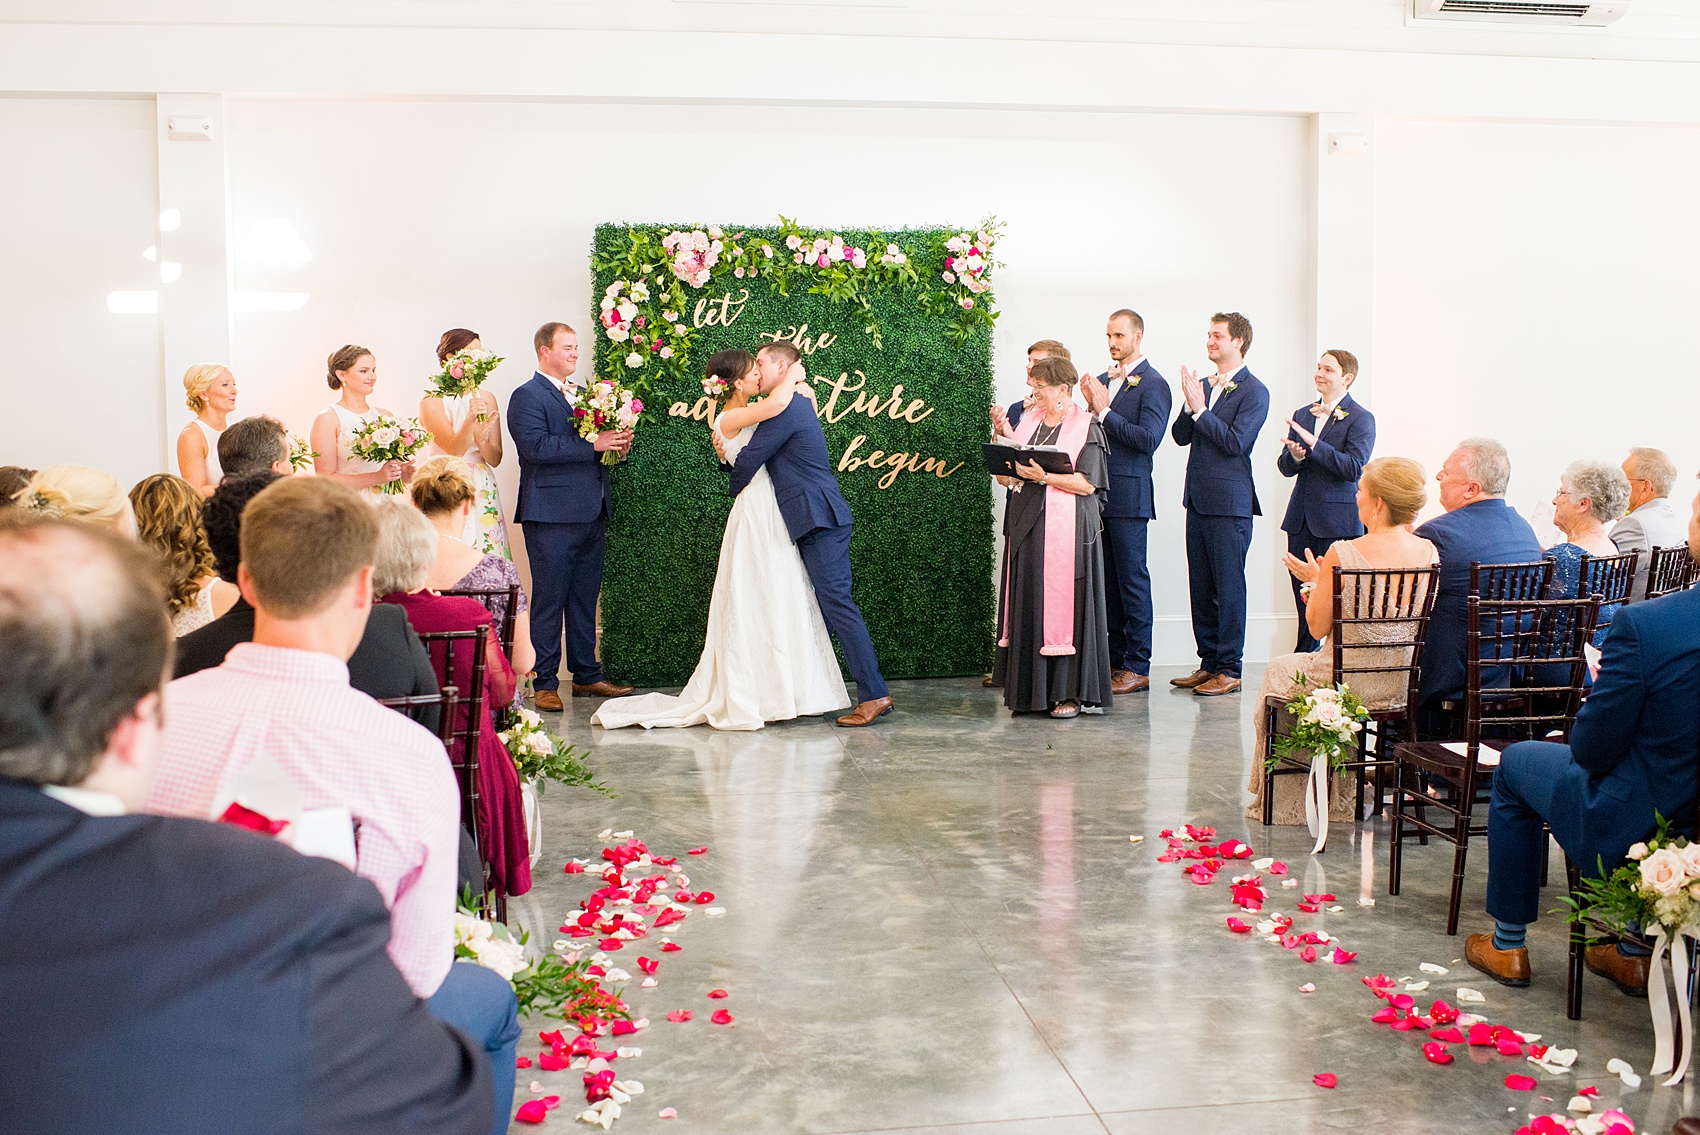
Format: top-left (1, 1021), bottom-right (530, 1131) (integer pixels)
top-left (1170, 312), bottom-right (1271, 697)
top-left (0, 516), bottom-right (490, 1135)
top-left (508, 322), bottom-right (635, 710)
top-left (1412, 438), bottom-right (1543, 721)
top-left (1276, 348), bottom-right (1376, 652)
top-left (1078, 309), bottom-right (1171, 694)
top-left (1466, 483), bottom-right (1700, 992)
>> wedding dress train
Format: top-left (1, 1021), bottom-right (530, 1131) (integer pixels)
top-left (592, 423), bottom-right (850, 731)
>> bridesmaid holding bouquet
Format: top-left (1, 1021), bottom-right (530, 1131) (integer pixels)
top-left (420, 328), bottom-right (511, 558)
top-left (310, 344), bottom-right (415, 495)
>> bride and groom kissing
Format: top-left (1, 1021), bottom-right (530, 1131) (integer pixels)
top-left (593, 340), bottom-right (894, 732)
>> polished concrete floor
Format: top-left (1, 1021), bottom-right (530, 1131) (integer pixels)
top-left (506, 671), bottom-right (1689, 1134)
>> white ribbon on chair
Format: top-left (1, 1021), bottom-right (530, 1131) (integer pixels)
top-left (1304, 753), bottom-right (1330, 855)
top-left (1647, 923), bottom-right (1700, 1086)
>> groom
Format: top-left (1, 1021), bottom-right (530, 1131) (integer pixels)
top-left (714, 340), bottom-right (893, 727)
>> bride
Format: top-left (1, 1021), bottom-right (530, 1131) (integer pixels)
top-left (592, 349), bottom-right (851, 731)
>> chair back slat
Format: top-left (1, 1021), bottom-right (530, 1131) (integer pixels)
top-left (414, 627), bottom-right (490, 868)
top-left (1470, 559), bottom-right (1555, 603)
top-left (1329, 565), bottom-right (1441, 722)
top-left (438, 584), bottom-right (520, 660)
top-left (1647, 545), bottom-right (1700, 602)
top-left (1576, 549), bottom-right (1638, 639)
top-left (1464, 594), bottom-right (1599, 750)
top-left (375, 686), bottom-right (458, 750)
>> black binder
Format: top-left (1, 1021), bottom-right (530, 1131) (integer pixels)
top-left (982, 443), bottom-right (1075, 478)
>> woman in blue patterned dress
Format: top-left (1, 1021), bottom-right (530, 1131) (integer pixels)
top-left (1545, 458), bottom-right (1633, 648)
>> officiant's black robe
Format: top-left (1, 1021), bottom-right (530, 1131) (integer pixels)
top-left (992, 421), bottom-right (1113, 712)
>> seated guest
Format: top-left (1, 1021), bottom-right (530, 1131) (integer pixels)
top-left (1276, 350), bottom-right (1376, 652)
top-left (1613, 446), bottom-right (1686, 602)
top-left (1248, 458), bottom-right (1437, 823)
top-left (992, 338), bottom-right (1071, 436)
top-left (412, 455), bottom-right (537, 676)
top-left (0, 515), bottom-right (491, 1135)
top-left (0, 466), bottom-right (33, 506)
top-left (1466, 482), bottom-right (1700, 992)
top-left (371, 497), bottom-right (531, 900)
top-left (13, 464), bottom-right (135, 534)
top-left (177, 471), bottom-right (441, 729)
top-left (990, 356), bottom-right (1112, 718)
top-left (1545, 458), bottom-right (1632, 645)
top-left (145, 477), bottom-right (519, 1134)
top-left (128, 473), bottom-right (239, 636)
top-left (217, 413), bottom-right (294, 479)
top-left (1413, 438), bottom-right (1543, 717)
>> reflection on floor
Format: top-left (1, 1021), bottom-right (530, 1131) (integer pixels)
top-left (506, 672), bottom-right (1680, 1134)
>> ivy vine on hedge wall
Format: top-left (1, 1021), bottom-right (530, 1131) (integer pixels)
top-left (590, 220), bottom-right (1000, 689)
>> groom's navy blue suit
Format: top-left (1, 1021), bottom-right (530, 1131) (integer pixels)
top-left (1096, 358), bottom-right (1172, 677)
top-left (509, 371), bottom-right (612, 690)
top-left (728, 398), bottom-right (889, 701)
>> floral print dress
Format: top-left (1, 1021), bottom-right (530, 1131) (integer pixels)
top-left (429, 395), bottom-right (512, 559)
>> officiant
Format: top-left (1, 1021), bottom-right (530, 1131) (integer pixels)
top-left (990, 357), bottom-right (1113, 718)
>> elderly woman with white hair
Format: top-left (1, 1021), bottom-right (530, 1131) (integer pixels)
top-left (1546, 458), bottom-right (1633, 647)
top-left (370, 496), bottom-right (531, 901)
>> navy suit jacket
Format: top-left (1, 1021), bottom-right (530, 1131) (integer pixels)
top-left (1097, 358), bottom-right (1172, 521)
top-left (729, 398), bottom-right (853, 543)
top-left (1412, 498), bottom-right (1543, 705)
top-left (0, 779), bottom-right (490, 1135)
top-left (1277, 393), bottom-right (1375, 538)
top-left (1007, 397), bottom-right (1027, 429)
top-left (508, 372), bottom-right (612, 525)
top-left (1556, 586), bottom-right (1700, 872)
top-left (1170, 368), bottom-right (1271, 518)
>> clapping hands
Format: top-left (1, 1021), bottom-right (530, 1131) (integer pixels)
top-left (1282, 547), bottom-right (1323, 585)
top-left (1079, 372), bottom-right (1109, 414)
top-left (1285, 418), bottom-right (1318, 448)
top-left (1178, 366), bottom-right (1208, 414)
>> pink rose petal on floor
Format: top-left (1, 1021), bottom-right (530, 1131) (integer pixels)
top-left (1429, 1000), bottom-right (1459, 1024)
top-left (1421, 1042), bottom-right (1454, 1065)
top-left (1577, 1086), bottom-right (1600, 1098)
top-left (660, 942), bottom-right (682, 953)
top-left (637, 957), bottom-right (659, 975)
top-left (711, 1009), bottom-right (734, 1026)
top-left (516, 1056), bottom-right (533, 1069)
top-left (1226, 917), bottom-right (1251, 933)
top-left (666, 1010), bottom-right (693, 1023)
top-left (1331, 948), bottom-right (1357, 964)
top-left (1389, 994), bottom-right (1415, 1010)
top-left (1304, 893), bottom-right (1337, 903)
top-left (1497, 1039), bottom-right (1525, 1056)
top-left (1300, 983), bottom-right (1316, 993)
top-left (541, 1096), bottom-right (562, 1110)
top-left (611, 1021), bottom-right (638, 1036)
top-left (1300, 946), bottom-right (1317, 963)
top-left (658, 1108), bottom-right (678, 1119)
top-left (598, 938), bottom-right (624, 950)
top-left (1505, 1074), bottom-right (1538, 1091)
top-left (1313, 1073), bottom-right (1337, 1089)
top-left (1428, 1027), bottom-right (1464, 1043)
top-left (694, 891), bottom-right (716, 904)
top-left (707, 989), bottom-right (729, 999)
top-left (1371, 1006), bottom-right (1401, 1024)
top-left (539, 1053), bottom-right (570, 1071)
top-left (1467, 1023), bottom-right (1495, 1046)
top-left (564, 862), bottom-right (585, 874)
top-left (515, 1099), bottom-right (549, 1124)
top-left (1270, 861), bottom-right (1288, 875)
top-left (688, 847), bottom-right (708, 855)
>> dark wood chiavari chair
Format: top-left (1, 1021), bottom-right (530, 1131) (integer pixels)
top-left (415, 625), bottom-right (499, 921)
top-left (1645, 545), bottom-right (1700, 602)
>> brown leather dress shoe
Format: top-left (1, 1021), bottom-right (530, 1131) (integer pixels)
top-left (982, 676), bottom-right (997, 688)
top-left (1586, 943), bottom-right (1651, 997)
top-left (573, 680), bottom-right (635, 698)
top-left (1111, 671), bottom-right (1150, 694)
top-left (1170, 669), bottom-right (1213, 689)
top-left (534, 689), bottom-right (564, 712)
top-left (1465, 932), bottom-right (1531, 987)
top-left (1671, 1117), bottom-right (1700, 1135)
top-left (837, 696), bottom-right (893, 727)
top-left (1194, 674), bottom-right (1243, 697)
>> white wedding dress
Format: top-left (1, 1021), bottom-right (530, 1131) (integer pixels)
top-left (592, 422), bottom-right (850, 731)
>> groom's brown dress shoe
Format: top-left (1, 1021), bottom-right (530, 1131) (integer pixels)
top-left (573, 680), bottom-right (635, 698)
top-left (1671, 1118), bottom-right (1700, 1135)
top-left (1111, 670), bottom-right (1149, 695)
top-left (1465, 932), bottom-right (1531, 987)
top-left (534, 689), bottom-right (564, 712)
top-left (837, 697), bottom-right (893, 727)
top-left (1194, 674), bottom-right (1242, 697)
top-left (1170, 669), bottom-right (1213, 689)
top-left (1586, 943), bottom-right (1651, 997)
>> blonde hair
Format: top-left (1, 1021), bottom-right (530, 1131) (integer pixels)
top-left (17, 465), bottom-right (134, 532)
top-left (410, 455), bottom-right (478, 517)
top-left (183, 364), bottom-right (230, 414)
top-left (128, 473), bottom-right (218, 612)
top-left (1360, 457), bottom-right (1428, 527)
top-left (370, 496), bottom-right (439, 596)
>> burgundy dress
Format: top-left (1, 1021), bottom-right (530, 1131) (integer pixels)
top-left (380, 590), bottom-right (531, 899)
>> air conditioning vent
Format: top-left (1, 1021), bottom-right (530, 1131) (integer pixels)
top-left (1413, 0), bottom-right (1629, 24)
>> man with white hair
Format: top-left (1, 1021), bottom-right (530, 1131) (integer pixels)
top-left (1612, 447), bottom-right (1686, 601)
top-left (1412, 437), bottom-right (1543, 715)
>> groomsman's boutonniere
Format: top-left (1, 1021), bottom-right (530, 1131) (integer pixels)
top-left (1333, 407), bottom-right (1349, 422)
top-left (1221, 378), bottom-right (1238, 394)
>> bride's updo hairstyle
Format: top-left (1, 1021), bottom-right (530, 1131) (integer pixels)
top-left (703, 349), bottom-right (755, 407)
top-left (1029, 356), bottom-right (1077, 390)
top-left (326, 344), bottom-right (372, 390)
top-left (1360, 457), bottom-right (1427, 527)
top-left (410, 455), bottom-right (477, 518)
top-left (436, 328), bottom-right (479, 364)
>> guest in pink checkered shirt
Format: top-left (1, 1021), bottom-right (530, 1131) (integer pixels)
top-left (143, 477), bottom-right (520, 1135)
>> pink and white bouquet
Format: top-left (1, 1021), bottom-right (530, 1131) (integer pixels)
top-left (428, 348), bottom-right (504, 418)
top-left (784, 231), bottom-right (869, 269)
top-left (1572, 816), bottom-right (1700, 935)
top-left (572, 379), bottom-right (643, 466)
top-left (1267, 675), bottom-right (1368, 774)
top-left (662, 227), bottom-right (724, 287)
top-left (942, 229), bottom-right (997, 309)
top-left (349, 416), bottom-right (432, 493)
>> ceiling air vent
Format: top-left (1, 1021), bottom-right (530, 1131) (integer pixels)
top-left (1413, 0), bottom-right (1629, 25)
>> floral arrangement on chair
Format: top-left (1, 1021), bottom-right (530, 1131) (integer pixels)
top-left (1267, 674), bottom-right (1369, 854)
top-left (453, 907), bottom-right (631, 1023)
top-left (498, 707), bottom-right (611, 797)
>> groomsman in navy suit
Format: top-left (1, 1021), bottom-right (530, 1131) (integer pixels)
top-left (1275, 348), bottom-right (1376, 652)
top-left (508, 322), bottom-right (635, 710)
top-left (1170, 312), bottom-right (1271, 697)
top-left (1078, 310), bottom-right (1171, 694)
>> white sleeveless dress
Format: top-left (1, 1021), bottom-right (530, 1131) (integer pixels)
top-left (171, 578), bottom-right (219, 637)
top-left (592, 423), bottom-right (850, 731)
top-left (191, 419), bottom-right (223, 482)
top-left (425, 395), bottom-right (512, 559)
top-left (328, 403), bottom-right (388, 494)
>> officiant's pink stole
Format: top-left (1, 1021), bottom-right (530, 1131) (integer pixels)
top-left (999, 403), bottom-right (1092, 657)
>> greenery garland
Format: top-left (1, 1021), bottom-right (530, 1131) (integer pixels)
top-left (590, 219), bottom-right (1001, 689)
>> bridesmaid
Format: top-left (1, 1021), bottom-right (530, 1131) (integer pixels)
top-left (176, 364), bottom-right (238, 497)
top-left (420, 328), bottom-right (510, 558)
top-left (310, 344), bottom-right (414, 494)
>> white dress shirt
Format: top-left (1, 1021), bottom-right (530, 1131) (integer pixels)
top-left (42, 784), bottom-right (126, 816)
top-left (1190, 364), bottom-right (1246, 417)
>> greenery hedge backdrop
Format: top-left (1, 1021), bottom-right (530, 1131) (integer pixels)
top-left (590, 221), bottom-right (999, 689)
